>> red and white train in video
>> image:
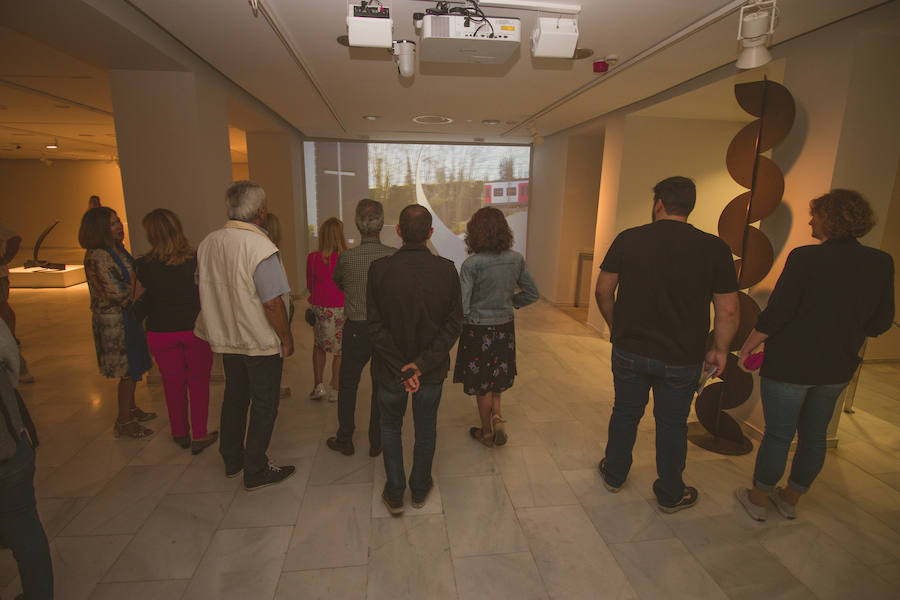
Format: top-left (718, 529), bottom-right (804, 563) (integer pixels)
top-left (483, 180), bottom-right (529, 207)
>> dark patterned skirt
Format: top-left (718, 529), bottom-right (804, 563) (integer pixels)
top-left (453, 320), bottom-right (517, 396)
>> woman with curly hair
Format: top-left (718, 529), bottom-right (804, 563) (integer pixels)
top-left (306, 217), bottom-right (346, 402)
top-left (135, 209), bottom-right (217, 453)
top-left (735, 190), bottom-right (894, 521)
top-left (454, 207), bottom-right (539, 446)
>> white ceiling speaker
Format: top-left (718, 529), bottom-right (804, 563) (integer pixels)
top-left (531, 16), bottom-right (579, 58)
top-left (736, 0), bottom-right (777, 69)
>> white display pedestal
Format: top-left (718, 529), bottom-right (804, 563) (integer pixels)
top-left (9, 265), bottom-right (86, 288)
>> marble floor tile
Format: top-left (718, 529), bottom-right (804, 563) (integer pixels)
top-left (874, 471), bottom-right (900, 491)
top-left (434, 425), bottom-right (499, 478)
top-left (307, 438), bottom-right (376, 485)
top-left (166, 445), bottom-right (242, 494)
top-left (40, 438), bottom-right (148, 498)
top-left (534, 420), bottom-right (603, 471)
top-left (128, 432), bottom-right (195, 466)
top-left (44, 534), bottom-right (132, 600)
top-left (104, 491), bottom-right (233, 582)
top-left (184, 526), bottom-right (292, 599)
top-left (761, 521), bottom-right (896, 599)
top-left (61, 464), bottom-right (185, 536)
top-left (89, 580), bottom-right (190, 600)
top-left (282, 482), bottom-right (372, 571)
top-left (442, 475), bottom-right (529, 557)
top-left (834, 439), bottom-right (900, 475)
top-left (36, 496), bottom-right (93, 540)
top-left (367, 514), bottom-right (457, 600)
top-left (274, 566), bottom-right (367, 600)
top-left (218, 457), bottom-right (313, 529)
top-left (874, 510), bottom-right (900, 535)
top-left (517, 504), bottom-right (632, 600)
top-left (453, 552), bottom-right (548, 600)
top-left (495, 445), bottom-right (578, 508)
top-left (610, 538), bottom-right (730, 600)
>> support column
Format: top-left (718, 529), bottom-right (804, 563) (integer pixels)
top-left (109, 70), bottom-right (232, 254)
top-left (246, 131), bottom-right (307, 294)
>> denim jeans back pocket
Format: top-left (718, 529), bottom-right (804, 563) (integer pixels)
top-left (664, 363), bottom-right (702, 391)
top-left (611, 350), bottom-right (639, 382)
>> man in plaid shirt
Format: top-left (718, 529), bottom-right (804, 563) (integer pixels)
top-left (326, 199), bottom-right (395, 457)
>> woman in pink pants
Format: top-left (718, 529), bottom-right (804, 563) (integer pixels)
top-left (135, 209), bottom-right (217, 454)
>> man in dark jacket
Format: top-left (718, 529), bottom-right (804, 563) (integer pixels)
top-left (367, 204), bottom-right (463, 515)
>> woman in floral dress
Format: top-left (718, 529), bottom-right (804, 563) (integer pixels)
top-left (306, 217), bottom-right (346, 402)
top-left (80, 207), bottom-right (155, 438)
top-left (454, 207), bottom-right (539, 446)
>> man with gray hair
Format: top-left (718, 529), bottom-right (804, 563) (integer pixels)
top-left (326, 199), bottom-right (395, 457)
top-left (195, 180), bottom-right (295, 490)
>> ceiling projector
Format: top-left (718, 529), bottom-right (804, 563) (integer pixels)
top-left (418, 14), bottom-right (521, 64)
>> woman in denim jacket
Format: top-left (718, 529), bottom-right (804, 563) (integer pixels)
top-left (453, 207), bottom-right (539, 446)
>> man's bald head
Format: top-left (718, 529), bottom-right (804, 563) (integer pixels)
top-left (398, 204), bottom-right (432, 244)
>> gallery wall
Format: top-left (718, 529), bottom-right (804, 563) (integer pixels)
top-left (0, 158), bottom-right (128, 254)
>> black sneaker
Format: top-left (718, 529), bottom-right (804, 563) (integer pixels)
top-left (411, 480), bottom-right (433, 509)
top-left (598, 459), bottom-right (621, 493)
top-left (225, 459), bottom-right (243, 479)
top-left (382, 491), bottom-right (404, 516)
top-left (244, 463), bottom-right (296, 491)
top-left (369, 444), bottom-right (382, 458)
top-left (658, 486), bottom-right (699, 513)
top-left (326, 436), bottom-right (355, 456)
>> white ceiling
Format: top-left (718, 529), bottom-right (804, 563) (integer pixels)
top-left (0, 0), bottom-right (891, 159)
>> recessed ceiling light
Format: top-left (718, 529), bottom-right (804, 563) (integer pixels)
top-left (363, 115), bottom-right (380, 120)
top-left (482, 119), bottom-right (500, 126)
top-left (413, 115), bottom-right (453, 125)
top-left (45, 140), bottom-right (59, 149)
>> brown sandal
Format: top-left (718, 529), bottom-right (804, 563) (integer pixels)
top-left (469, 426), bottom-right (494, 447)
top-left (115, 419), bottom-right (153, 439)
top-left (130, 407), bottom-right (158, 422)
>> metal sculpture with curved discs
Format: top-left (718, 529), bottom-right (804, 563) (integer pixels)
top-left (688, 78), bottom-right (795, 456)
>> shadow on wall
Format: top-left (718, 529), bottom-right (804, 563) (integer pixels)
top-left (762, 201), bottom-right (794, 263)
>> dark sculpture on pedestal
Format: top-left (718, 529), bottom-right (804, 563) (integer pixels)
top-left (23, 221), bottom-right (66, 270)
top-left (688, 78), bottom-right (795, 455)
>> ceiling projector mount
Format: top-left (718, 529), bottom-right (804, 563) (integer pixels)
top-left (346, 0), bottom-right (584, 79)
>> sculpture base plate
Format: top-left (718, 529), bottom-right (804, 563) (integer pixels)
top-left (687, 422), bottom-right (753, 456)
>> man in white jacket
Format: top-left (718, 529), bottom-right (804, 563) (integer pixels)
top-left (195, 181), bottom-right (295, 490)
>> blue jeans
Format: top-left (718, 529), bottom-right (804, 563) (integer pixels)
top-left (604, 347), bottom-right (702, 506)
top-left (0, 436), bottom-right (53, 599)
top-left (377, 382), bottom-right (442, 499)
top-left (336, 321), bottom-right (380, 448)
top-left (753, 377), bottom-right (848, 493)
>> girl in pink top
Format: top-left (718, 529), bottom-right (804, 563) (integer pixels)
top-left (306, 217), bottom-right (346, 401)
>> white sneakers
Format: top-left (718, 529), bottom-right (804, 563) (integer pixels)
top-left (735, 487), bottom-right (768, 521)
top-left (309, 383), bottom-right (337, 402)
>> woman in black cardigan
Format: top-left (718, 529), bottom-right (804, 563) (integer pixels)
top-left (735, 190), bottom-right (894, 521)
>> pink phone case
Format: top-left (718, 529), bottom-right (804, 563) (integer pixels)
top-left (743, 351), bottom-right (764, 370)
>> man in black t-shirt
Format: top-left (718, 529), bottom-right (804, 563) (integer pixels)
top-left (594, 176), bottom-right (739, 512)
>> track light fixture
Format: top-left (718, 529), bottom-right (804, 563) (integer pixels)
top-left (736, 0), bottom-right (777, 69)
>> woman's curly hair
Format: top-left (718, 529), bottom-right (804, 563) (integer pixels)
top-left (465, 206), bottom-right (513, 254)
top-left (811, 189), bottom-right (876, 240)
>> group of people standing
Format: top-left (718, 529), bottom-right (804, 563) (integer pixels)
top-left (594, 177), bottom-right (894, 518)
top-left (0, 174), bottom-right (894, 598)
